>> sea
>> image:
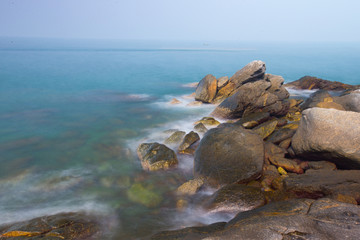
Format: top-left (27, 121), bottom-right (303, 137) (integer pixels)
top-left (0, 38), bottom-right (359, 239)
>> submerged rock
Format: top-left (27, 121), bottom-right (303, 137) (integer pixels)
top-left (291, 108), bottom-right (360, 169)
top-left (0, 212), bottom-right (101, 240)
top-left (164, 131), bottom-right (186, 145)
top-left (195, 74), bottom-right (218, 103)
top-left (176, 178), bottom-right (204, 196)
top-left (284, 75), bottom-right (358, 91)
top-left (194, 123), bottom-right (264, 187)
top-left (203, 183), bottom-right (265, 213)
top-left (194, 117), bottom-right (220, 127)
top-left (127, 183), bottom-right (162, 207)
top-left (137, 143), bottom-right (178, 171)
top-left (194, 123), bottom-right (208, 133)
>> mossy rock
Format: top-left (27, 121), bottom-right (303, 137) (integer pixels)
top-left (127, 183), bottom-right (162, 208)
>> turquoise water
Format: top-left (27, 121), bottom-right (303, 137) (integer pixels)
top-left (0, 38), bottom-right (360, 239)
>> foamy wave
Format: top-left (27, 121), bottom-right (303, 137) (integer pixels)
top-left (285, 87), bottom-right (317, 98)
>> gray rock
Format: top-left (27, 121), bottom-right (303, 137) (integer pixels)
top-left (334, 92), bottom-right (360, 112)
top-left (152, 198), bottom-right (360, 240)
top-left (301, 90), bottom-right (332, 110)
top-left (266, 74), bottom-right (284, 92)
top-left (195, 74), bottom-right (218, 103)
top-left (194, 123), bottom-right (208, 133)
top-left (284, 170), bottom-right (360, 201)
top-left (178, 131), bottom-right (200, 152)
top-left (217, 76), bottom-right (229, 88)
top-left (229, 60), bottom-right (266, 88)
top-left (203, 184), bottom-right (265, 213)
top-left (164, 131), bottom-right (186, 145)
top-left (235, 112), bottom-right (271, 128)
top-left (211, 80), bottom-right (271, 119)
top-left (291, 108), bottom-right (360, 169)
top-left (137, 142), bottom-right (178, 171)
top-left (194, 123), bottom-right (264, 187)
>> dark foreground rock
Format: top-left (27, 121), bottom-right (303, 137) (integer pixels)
top-left (291, 108), bottom-right (360, 169)
top-left (0, 212), bottom-right (101, 240)
top-left (152, 198), bottom-right (360, 240)
top-left (284, 169), bottom-right (360, 202)
top-left (203, 184), bottom-right (265, 213)
top-left (137, 142), bottom-right (178, 171)
top-left (194, 123), bottom-right (264, 187)
top-left (284, 75), bottom-right (359, 91)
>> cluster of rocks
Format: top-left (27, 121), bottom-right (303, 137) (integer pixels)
top-left (136, 60), bottom-right (360, 239)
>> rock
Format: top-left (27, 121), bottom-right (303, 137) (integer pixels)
top-left (187, 101), bottom-right (203, 106)
top-left (334, 92), bottom-right (360, 112)
top-left (164, 131), bottom-right (186, 145)
top-left (0, 212), bottom-right (101, 239)
top-left (169, 98), bottom-right (181, 104)
top-left (284, 75), bottom-right (358, 91)
top-left (267, 128), bottom-right (296, 144)
top-left (229, 60), bottom-right (266, 88)
top-left (268, 155), bottom-right (303, 174)
top-left (195, 74), bottom-right (218, 103)
top-left (127, 183), bottom-right (162, 207)
top-left (252, 119), bottom-right (278, 139)
top-left (264, 142), bottom-right (287, 159)
top-left (235, 112), bottom-right (271, 128)
top-left (176, 178), bottom-right (204, 195)
top-left (306, 160), bottom-right (337, 171)
top-left (284, 170), bottom-right (360, 201)
top-left (203, 184), bottom-right (265, 213)
top-left (194, 117), bottom-right (220, 127)
top-left (137, 143), bottom-right (178, 171)
top-left (153, 198), bottom-right (360, 240)
top-left (278, 138), bottom-right (292, 149)
top-left (178, 131), bottom-right (200, 152)
top-left (316, 101), bottom-right (345, 110)
top-left (194, 123), bottom-right (208, 133)
top-left (217, 76), bottom-right (229, 88)
top-left (291, 108), bottom-right (360, 169)
top-left (266, 74), bottom-right (284, 92)
top-left (301, 90), bottom-right (332, 110)
top-left (211, 80), bottom-right (271, 119)
top-left (212, 61), bottom-right (266, 102)
top-left (194, 123), bottom-right (264, 187)
top-left (151, 222), bottom-right (227, 240)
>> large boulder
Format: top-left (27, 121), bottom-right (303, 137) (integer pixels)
top-left (195, 74), bottom-right (218, 103)
top-left (137, 142), bottom-right (178, 171)
top-left (194, 123), bottom-right (264, 187)
top-left (284, 75), bottom-right (358, 91)
top-left (212, 80), bottom-right (289, 119)
top-left (152, 198), bottom-right (360, 240)
top-left (213, 60), bottom-right (266, 101)
top-left (291, 108), bottom-right (360, 169)
top-left (0, 212), bottom-right (101, 239)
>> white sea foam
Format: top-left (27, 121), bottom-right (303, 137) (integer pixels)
top-left (285, 87), bottom-right (317, 98)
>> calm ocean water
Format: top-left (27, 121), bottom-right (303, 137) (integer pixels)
top-left (0, 38), bottom-right (360, 239)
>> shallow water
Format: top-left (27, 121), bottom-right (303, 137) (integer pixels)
top-left (0, 38), bottom-right (360, 239)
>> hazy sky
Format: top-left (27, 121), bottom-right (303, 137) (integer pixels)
top-left (0, 0), bottom-right (359, 41)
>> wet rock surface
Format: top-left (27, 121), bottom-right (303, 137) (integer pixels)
top-left (194, 123), bottom-right (264, 187)
top-left (195, 74), bottom-right (218, 103)
top-left (152, 198), bottom-right (360, 240)
top-left (0, 212), bottom-right (101, 240)
top-left (137, 142), bottom-right (178, 171)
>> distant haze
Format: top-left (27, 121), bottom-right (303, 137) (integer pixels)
top-left (0, 0), bottom-right (359, 42)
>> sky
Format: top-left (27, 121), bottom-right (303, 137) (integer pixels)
top-left (0, 0), bottom-right (360, 42)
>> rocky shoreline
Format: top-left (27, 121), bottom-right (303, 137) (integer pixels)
top-left (1, 60), bottom-right (359, 239)
top-left (137, 60), bottom-right (360, 239)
